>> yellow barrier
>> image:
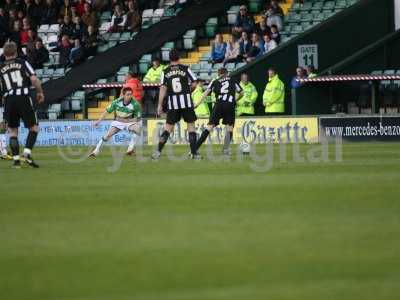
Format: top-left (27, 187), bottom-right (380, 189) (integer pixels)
top-left (147, 117), bottom-right (319, 145)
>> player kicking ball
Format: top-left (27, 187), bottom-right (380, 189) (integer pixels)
top-left (90, 88), bottom-right (142, 157)
top-left (195, 68), bottom-right (243, 156)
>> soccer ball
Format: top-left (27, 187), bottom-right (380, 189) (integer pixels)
top-left (239, 142), bottom-right (251, 155)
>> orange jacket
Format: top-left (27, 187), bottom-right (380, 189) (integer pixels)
top-left (123, 78), bottom-right (144, 102)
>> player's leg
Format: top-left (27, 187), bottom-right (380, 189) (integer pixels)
top-left (223, 125), bottom-right (234, 155)
top-left (221, 104), bottom-right (236, 155)
top-left (91, 126), bottom-right (120, 156)
top-left (126, 122), bottom-right (142, 155)
top-left (21, 97), bottom-right (40, 167)
top-left (183, 109), bottom-right (198, 157)
top-left (4, 97), bottom-right (22, 167)
top-left (195, 104), bottom-right (220, 151)
top-left (151, 110), bottom-right (177, 159)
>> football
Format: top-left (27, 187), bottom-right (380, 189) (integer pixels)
top-left (239, 141), bottom-right (251, 154)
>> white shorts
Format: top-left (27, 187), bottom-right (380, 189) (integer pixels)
top-left (110, 120), bottom-right (142, 131)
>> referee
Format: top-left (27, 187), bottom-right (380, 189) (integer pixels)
top-left (151, 50), bottom-right (199, 159)
top-left (0, 42), bottom-right (44, 168)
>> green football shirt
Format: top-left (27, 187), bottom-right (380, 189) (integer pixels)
top-left (106, 97), bottom-right (142, 119)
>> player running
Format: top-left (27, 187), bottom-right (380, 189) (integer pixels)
top-left (151, 50), bottom-right (199, 159)
top-left (0, 42), bottom-right (44, 168)
top-left (90, 88), bottom-right (142, 157)
top-left (194, 68), bottom-right (243, 156)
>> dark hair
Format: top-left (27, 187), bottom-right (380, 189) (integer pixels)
top-left (218, 67), bottom-right (228, 76)
top-left (128, 71), bottom-right (138, 77)
top-left (271, 24), bottom-right (278, 29)
top-left (268, 67), bottom-right (276, 73)
top-left (169, 49), bottom-right (180, 62)
top-left (122, 87), bottom-right (133, 94)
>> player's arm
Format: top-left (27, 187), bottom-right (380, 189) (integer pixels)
top-left (94, 101), bottom-right (115, 126)
top-left (30, 76), bottom-right (44, 104)
top-left (235, 82), bottom-right (244, 102)
top-left (195, 80), bottom-right (213, 108)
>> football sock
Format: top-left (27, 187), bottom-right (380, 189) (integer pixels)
top-left (25, 131), bottom-right (38, 153)
top-left (158, 130), bottom-right (170, 152)
top-left (128, 133), bottom-right (137, 150)
top-left (95, 137), bottom-right (107, 152)
top-left (0, 134), bottom-right (7, 155)
top-left (223, 131), bottom-right (233, 151)
top-left (195, 129), bottom-right (209, 151)
top-left (9, 137), bottom-right (19, 160)
top-left (188, 132), bottom-right (197, 155)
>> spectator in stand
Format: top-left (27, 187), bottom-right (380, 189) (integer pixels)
top-left (125, 0), bottom-right (141, 33)
top-left (9, 20), bottom-right (22, 47)
top-left (239, 31), bottom-right (251, 62)
top-left (109, 4), bottom-right (127, 32)
top-left (307, 65), bottom-right (318, 78)
top-left (236, 73), bottom-right (258, 116)
top-left (263, 34), bottom-right (277, 54)
top-left (83, 25), bottom-right (103, 57)
top-left (143, 57), bottom-right (165, 83)
top-left (81, 3), bottom-right (99, 29)
top-left (52, 34), bottom-right (73, 67)
top-left (60, 15), bottom-right (74, 38)
top-left (265, 2), bottom-right (283, 31)
top-left (255, 15), bottom-right (270, 37)
top-left (20, 18), bottom-right (32, 46)
top-left (59, 0), bottom-right (74, 20)
top-left (263, 67), bottom-right (285, 114)
top-left (233, 5), bottom-right (255, 35)
top-left (211, 33), bottom-right (226, 65)
top-left (24, 0), bottom-right (35, 23)
top-left (30, 0), bottom-right (44, 27)
top-left (25, 29), bottom-right (37, 52)
top-left (270, 24), bottom-right (281, 44)
top-left (0, 8), bottom-right (9, 46)
top-left (27, 38), bottom-right (49, 68)
top-left (8, 9), bottom-right (18, 30)
top-left (4, 0), bottom-right (16, 12)
top-left (75, 0), bottom-right (86, 16)
top-left (246, 33), bottom-right (263, 62)
top-left (71, 15), bottom-right (87, 40)
top-left (291, 67), bottom-right (306, 89)
top-left (69, 38), bottom-right (85, 66)
top-left (122, 71), bottom-right (144, 104)
top-left (42, 0), bottom-right (59, 25)
top-left (223, 34), bottom-right (240, 66)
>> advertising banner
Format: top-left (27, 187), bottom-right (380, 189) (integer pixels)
top-left (147, 117), bottom-right (319, 145)
top-left (320, 116), bottom-right (400, 141)
top-left (16, 120), bottom-right (144, 147)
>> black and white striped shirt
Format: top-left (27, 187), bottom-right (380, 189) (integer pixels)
top-left (207, 76), bottom-right (242, 104)
top-left (161, 64), bottom-right (197, 110)
top-left (0, 58), bottom-right (35, 97)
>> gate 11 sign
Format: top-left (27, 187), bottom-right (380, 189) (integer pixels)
top-left (298, 44), bottom-right (318, 69)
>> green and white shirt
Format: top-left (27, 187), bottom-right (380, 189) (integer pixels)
top-left (106, 97), bottom-right (142, 119)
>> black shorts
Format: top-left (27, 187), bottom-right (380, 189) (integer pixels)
top-left (166, 108), bottom-right (197, 125)
top-left (4, 95), bottom-right (38, 128)
top-left (209, 102), bottom-right (235, 126)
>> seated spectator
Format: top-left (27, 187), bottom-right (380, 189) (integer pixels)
top-left (270, 24), bottom-right (281, 44)
top-left (210, 33), bottom-right (226, 65)
top-left (143, 57), bottom-right (165, 83)
top-left (239, 31), bottom-right (251, 61)
top-left (41, 0), bottom-right (59, 25)
top-left (307, 65), bottom-right (318, 78)
top-left (263, 34), bottom-right (277, 53)
top-left (291, 67), bottom-right (306, 89)
top-left (20, 18), bottom-right (33, 46)
top-left (223, 34), bottom-right (240, 66)
top-left (233, 5), bottom-right (255, 34)
top-left (60, 15), bottom-right (74, 38)
top-left (71, 15), bottom-right (87, 40)
top-left (75, 0), bottom-right (86, 16)
top-left (25, 29), bottom-right (38, 52)
top-left (30, 0), bottom-right (44, 27)
top-left (8, 9), bottom-right (18, 30)
top-left (109, 4), bottom-right (127, 32)
top-left (81, 3), bottom-right (99, 29)
top-left (255, 15), bottom-right (270, 37)
top-left (82, 25), bottom-right (104, 57)
top-left (59, 0), bottom-right (74, 20)
top-left (27, 38), bottom-right (49, 68)
top-left (4, 0), bottom-right (17, 12)
top-left (265, 1), bottom-right (283, 31)
top-left (9, 20), bottom-right (22, 47)
top-left (51, 35), bottom-right (73, 67)
top-left (246, 33), bottom-right (263, 62)
top-left (69, 38), bottom-right (85, 66)
top-left (125, 0), bottom-right (141, 33)
top-left (122, 71), bottom-right (144, 104)
top-left (0, 8), bottom-right (9, 46)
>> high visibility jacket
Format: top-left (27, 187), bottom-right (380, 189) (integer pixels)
top-left (192, 86), bottom-right (212, 117)
top-left (122, 78), bottom-right (144, 102)
top-left (262, 74), bottom-right (285, 113)
top-left (143, 64), bottom-right (165, 83)
top-left (236, 81), bottom-right (258, 116)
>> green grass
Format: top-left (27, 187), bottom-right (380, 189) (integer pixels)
top-left (0, 143), bottom-right (400, 300)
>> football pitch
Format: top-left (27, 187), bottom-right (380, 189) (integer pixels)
top-left (0, 143), bottom-right (399, 300)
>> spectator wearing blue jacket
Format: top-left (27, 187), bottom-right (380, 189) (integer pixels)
top-left (233, 5), bottom-right (255, 34)
top-left (239, 31), bottom-right (251, 61)
top-left (246, 33), bottom-right (263, 62)
top-left (211, 33), bottom-right (226, 65)
top-left (291, 67), bottom-right (306, 89)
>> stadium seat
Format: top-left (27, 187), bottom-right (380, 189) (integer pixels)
top-left (205, 18), bottom-right (218, 37)
top-left (38, 24), bottom-right (49, 34)
top-left (227, 6), bottom-right (240, 25)
top-left (248, 0), bottom-right (262, 13)
top-left (71, 99), bottom-right (82, 111)
top-left (161, 42), bottom-right (174, 61)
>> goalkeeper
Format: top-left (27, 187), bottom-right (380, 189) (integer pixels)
top-left (90, 88), bottom-right (142, 157)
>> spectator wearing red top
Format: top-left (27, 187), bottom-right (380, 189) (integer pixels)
top-left (75, 0), bottom-right (86, 16)
top-left (20, 18), bottom-right (32, 46)
top-left (122, 71), bottom-right (144, 104)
